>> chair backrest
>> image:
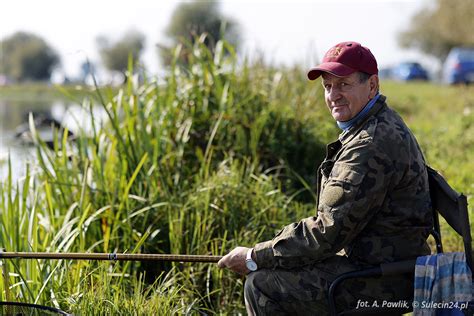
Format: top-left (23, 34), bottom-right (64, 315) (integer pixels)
top-left (427, 165), bottom-right (473, 271)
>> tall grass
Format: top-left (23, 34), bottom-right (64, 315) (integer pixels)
top-left (0, 36), bottom-right (472, 314)
top-left (0, 36), bottom-right (324, 313)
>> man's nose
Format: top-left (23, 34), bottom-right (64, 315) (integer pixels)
top-left (327, 87), bottom-right (342, 101)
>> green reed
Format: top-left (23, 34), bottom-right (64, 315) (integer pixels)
top-left (0, 36), bottom-right (324, 313)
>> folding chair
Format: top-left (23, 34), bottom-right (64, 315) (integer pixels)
top-left (327, 166), bottom-right (473, 316)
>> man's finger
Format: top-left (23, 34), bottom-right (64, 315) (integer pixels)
top-left (217, 255), bottom-right (227, 268)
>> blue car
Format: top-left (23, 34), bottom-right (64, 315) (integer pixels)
top-left (392, 62), bottom-right (429, 81)
top-left (443, 47), bottom-right (474, 84)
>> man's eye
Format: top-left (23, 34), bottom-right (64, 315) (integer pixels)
top-left (324, 84), bottom-right (331, 89)
top-left (341, 82), bottom-right (348, 87)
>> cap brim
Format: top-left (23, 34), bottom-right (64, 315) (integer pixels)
top-left (307, 62), bottom-right (357, 80)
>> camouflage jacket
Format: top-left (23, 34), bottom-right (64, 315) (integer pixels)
top-left (254, 95), bottom-right (433, 269)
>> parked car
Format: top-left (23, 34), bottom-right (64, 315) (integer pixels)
top-left (443, 47), bottom-right (474, 84)
top-left (391, 62), bottom-right (429, 81)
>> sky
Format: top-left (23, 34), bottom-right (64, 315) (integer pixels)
top-left (0, 0), bottom-right (436, 79)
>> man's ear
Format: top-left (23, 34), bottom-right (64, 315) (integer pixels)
top-left (369, 75), bottom-right (379, 98)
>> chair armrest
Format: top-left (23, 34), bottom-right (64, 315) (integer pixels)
top-left (380, 259), bottom-right (416, 276)
top-left (328, 267), bottom-right (382, 315)
top-left (328, 259), bottom-right (416, 315)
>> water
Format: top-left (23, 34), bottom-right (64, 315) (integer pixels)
top-left (0, 98), bottom-right (107, 182)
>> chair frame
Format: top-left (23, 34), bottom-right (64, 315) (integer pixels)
top-left (327, 166), bottom-right (473, 316)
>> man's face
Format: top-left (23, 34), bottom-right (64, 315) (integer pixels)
top-left (321, 72), bottom-right (378, 122)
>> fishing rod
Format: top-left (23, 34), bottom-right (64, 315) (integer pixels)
top-left (0, 251), bottom-right (222, 263)
top-left (0, 251), bottom-right (222, 315)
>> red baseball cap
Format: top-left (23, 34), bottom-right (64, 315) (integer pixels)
top-left (307, 41), bottom-right (378, 80)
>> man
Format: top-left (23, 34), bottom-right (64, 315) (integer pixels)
top-left (218, 41), bottom-right (433, 315)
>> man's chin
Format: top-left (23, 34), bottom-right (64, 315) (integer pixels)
top-left (332, 114), bottom-right (350, 122)
top-left (331, 108), bottom-right (350, 121)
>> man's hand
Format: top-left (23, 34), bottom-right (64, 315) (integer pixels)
top-left (217, 246), bottom-right (252, 275)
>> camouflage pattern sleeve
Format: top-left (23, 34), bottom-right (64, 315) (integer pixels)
top-left (254, 138), bottom-right (394, 269)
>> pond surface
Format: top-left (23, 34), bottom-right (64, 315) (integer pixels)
top-left (0, 98), bottom-right (106, 182)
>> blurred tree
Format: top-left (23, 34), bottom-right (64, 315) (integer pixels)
top-left (96, 29), bottom-right (145, 75)
top-left (398, 0), bottom-right (474, 61)
top-left (0, 31), bottom-right (60, 82)
top-left (158, 0), bottom-right (240, 66)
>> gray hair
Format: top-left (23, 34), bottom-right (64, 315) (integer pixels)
top-left (358, 72), bottom-right (371, 83)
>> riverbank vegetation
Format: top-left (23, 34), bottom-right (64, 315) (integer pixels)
top-left (1, 38), bottom-right (473, 314)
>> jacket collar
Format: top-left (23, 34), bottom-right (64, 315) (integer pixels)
top-left (338, 94), bottom-right (387, 145)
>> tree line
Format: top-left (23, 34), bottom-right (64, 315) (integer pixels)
top-left (0, 1), bottom-right (239, 83)
top-left (398, 0), bottom-right (473, 61)
top-left (1, 0), bottom-right (472, 83)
